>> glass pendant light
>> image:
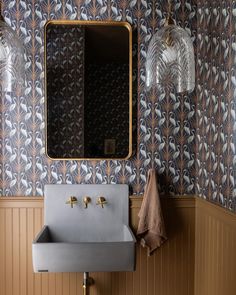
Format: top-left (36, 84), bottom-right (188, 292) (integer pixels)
top-left (0, 7), bottom-right (24, 92)
top-left (145, 0), bottom-right (195, 94)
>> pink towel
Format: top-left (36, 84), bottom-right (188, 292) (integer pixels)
top-left (137, 169), bottom-right (167, 255)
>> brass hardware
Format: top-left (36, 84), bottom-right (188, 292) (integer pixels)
top-left (83, 196), bottom-right (91, 209)
top-left (165, 0), bottom-right (175, 26)
top-left (164, 0), bottom-right (175, 46)
top-left (82, 272), bottom-right (94, 295)
top-left (66, 196), bottom-right (78, 208)
top-left (96, 196), bottom-right (107, 208)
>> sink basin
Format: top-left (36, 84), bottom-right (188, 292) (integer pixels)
top-left (33, 224), bottom-right (135, 272)
top-left (32, 184), bottom-right (136, 272)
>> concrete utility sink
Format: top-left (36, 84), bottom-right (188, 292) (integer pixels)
top-left (32, 184), bottom-right (136, 272)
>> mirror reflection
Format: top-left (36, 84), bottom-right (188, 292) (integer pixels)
top-left (45, 21), bottom-right (132, 159)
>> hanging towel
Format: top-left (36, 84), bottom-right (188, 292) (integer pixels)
top-left (137, 169), bottom-right (167, 255)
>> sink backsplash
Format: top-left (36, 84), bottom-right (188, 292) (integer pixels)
top-left (44, 184), bottom-right (129, 242)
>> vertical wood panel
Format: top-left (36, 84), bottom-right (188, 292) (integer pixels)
top-left (125, 271), bottom-right (133, 295)
top-left (62, 273), bottom-right (69, 295)
top-left (48, 273), bottom-right (56, 295)
top-left (27, 208), bottom-right (34, 295)
top-left (0, 197), bottom-right (196, 295)
top-left (34, 208), bottom-right (42, 295)
top-left (41, 273), bottom-right (49, 295)
top-left (55, 273), bottom-right (63, 295)
top-left (20, 208), bottom-right (27, 295)
top-left (0, 209), bottom-right (6, 295)
top-left (12, 208), bottom-right (20, 295)
top-left (132, 245), bottom-right (141, 295)
top-left (140, 246), bottom-right (147, 295)
top-left (103, 271), bottom-right (112, 295)
top-left (195, 199), bottom-right (236, 295)
top-left (5, 208), bottom-right (13, 295)
top-left (69, 273), bottom-right (77, 295)
top-left (146, 250), bottom-right (154, 295)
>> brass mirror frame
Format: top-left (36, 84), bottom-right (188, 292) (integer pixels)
top-left (44, 20), bottom-right (133, 161)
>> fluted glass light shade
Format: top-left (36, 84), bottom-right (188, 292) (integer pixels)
top-left (0, 15), bottom-right (24, 92)
top-left (145, 24), bottom-right (195, 94)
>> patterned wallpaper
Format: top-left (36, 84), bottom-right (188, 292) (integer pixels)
top-left (196, 0), bottom-right (236, 211)
top-left (46, 24), bottom-right (84, 158)
top-left (6, 0), bottom-right (235, 207)
top-left (0, 0), bottom-right (198, 198)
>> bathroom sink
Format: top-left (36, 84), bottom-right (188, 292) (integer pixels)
top-left (32, 184), bottom-right (136, 272)
top-left (33, 224), bottom-right (135, 272)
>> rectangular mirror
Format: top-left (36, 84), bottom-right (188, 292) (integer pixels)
top-left (45, 21), bottom-right (132, 160)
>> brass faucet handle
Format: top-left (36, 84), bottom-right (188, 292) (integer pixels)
top-left (83, 196), bottom-right (91, 209)
top-left (66, 196), bottom-right (78, 208)
top-left (96, 196), bottom-right (107, 208)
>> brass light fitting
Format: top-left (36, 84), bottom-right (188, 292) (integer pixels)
top-left (66, 196), bottom-right (78, 208)
top-left (165, 0), bottom-right (175, 46)
top-left (165, 0), bottom-right (175, 26)
top-left (96, 197), bottom-right (107, 208)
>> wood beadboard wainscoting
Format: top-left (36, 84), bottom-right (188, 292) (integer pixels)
top-left (0, 196), bottom-right (195, 295)
top-left (194, 198), bottom-right (236, 295)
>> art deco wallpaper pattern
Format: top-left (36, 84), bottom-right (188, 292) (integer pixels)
top-left (196, 0), bottom-right (236, 211)
top-left (0, 0), bottom-right (197, 198)
top-left (1, 0), bottom-right (235, 212)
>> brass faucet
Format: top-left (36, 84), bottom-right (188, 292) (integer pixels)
top-left (66, 196), bottom-right (78, 208)
top-left (96, 196), bottom-right (107, 208)
top-left (83, 196), bottom-right (91, 209)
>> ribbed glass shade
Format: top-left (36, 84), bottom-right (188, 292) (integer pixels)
top-left (145, 25), bottom-right (195, 94)
top-left (0, 18), bottom-right (24, 92)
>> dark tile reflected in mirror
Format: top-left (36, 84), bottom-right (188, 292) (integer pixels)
top-left (46, 22), bottom-right (132, 159)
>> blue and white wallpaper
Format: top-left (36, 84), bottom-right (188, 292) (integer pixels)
top-left (1, 0), bottom-right (236, 212)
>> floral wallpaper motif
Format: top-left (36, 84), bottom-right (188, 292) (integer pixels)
top-left (1, 0), bottom-right (197, 197)
top-left (196, 0), bottom-right (236, 211)
top-left (46, 24), bottom-right (84, 158)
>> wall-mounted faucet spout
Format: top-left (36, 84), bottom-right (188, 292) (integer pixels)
top-left (83, 196), bottom-right (91, 209)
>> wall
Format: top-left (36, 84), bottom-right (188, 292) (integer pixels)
top-left (1, 196), bottom-right (236, 295)
top-left (1, 1), bottom-right (235, 208)
top-left (195, 0), bottom-right (236, 211)
top-left (194, 198), bottom-right (236, 295)
top-left (0, 0), bottom-right (197, 196)
top-left (0, 196), bottom-right (195, 295)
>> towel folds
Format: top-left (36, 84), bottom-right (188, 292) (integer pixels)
top-left (137, 169), bottom-right (167, 255)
